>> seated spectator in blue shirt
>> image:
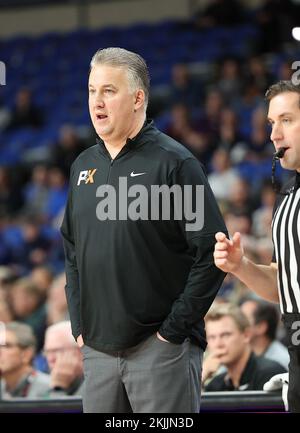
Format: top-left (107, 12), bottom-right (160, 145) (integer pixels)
top-left (22, 164), bottom-right (50, 220)
top-left (45, 167), bottom-right (68, 221)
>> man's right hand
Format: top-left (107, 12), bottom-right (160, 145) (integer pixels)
top-left (214, 232), bottom-right (244, 274)
top-left (202, 352), bottom-right (223, 383)
top-left (76, 334), bottom-right (84, 348)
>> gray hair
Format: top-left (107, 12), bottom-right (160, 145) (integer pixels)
top-left (90, 47), bottom-right (150, 108)
top-left (5, 322), bottom-right (36, 350)
top-left (45, 320), bottom-right (75, 345)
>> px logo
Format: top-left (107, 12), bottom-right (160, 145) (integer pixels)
top-left (77, 169), bottom-right (97, 186)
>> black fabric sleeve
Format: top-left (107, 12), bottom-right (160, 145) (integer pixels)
top-left (158, 158), bottom-right (228, 343)
top-left (60, 167), bottom-right (81, 340)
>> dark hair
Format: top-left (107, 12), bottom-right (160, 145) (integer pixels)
top-left (253, 301), bottom-right (279, 341)
top-left (265, 80), bottom-right (300, 105)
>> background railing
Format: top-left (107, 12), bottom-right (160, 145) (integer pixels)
top-left (0, 391), bottom-right (285, 413)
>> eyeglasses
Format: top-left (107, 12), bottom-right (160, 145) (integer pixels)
top-left (0, 343), bottom-right (22, 350)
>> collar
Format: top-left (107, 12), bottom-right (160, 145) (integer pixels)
top-left (8, 371), bottom-right (35, 397)
top-left (280, 171), bottom-right (300, 195)
top-left (224, 352), bottom-right (254, 390)
top-left (96, 119), bottom-right (156, 158)
top-left (295, 171), bottom-right (300, 190)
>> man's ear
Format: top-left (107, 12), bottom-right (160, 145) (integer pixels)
top-left (134, 89), bottom-right (145, 111)
top-left (243, 326), bottom-right (253, 344)
top-left (255, 320), bottom-right (268, 336)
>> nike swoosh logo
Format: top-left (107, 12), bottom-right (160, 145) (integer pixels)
top-left (130, 171), bottom-right (146, 177)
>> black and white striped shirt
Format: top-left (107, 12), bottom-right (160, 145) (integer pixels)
top-left (272, 172), bottom-right (300, 314)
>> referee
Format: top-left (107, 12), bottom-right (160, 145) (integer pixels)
top-left (214, 80), bottom-right (300, 413)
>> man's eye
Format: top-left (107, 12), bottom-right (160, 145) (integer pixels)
top-left (89, 89), bottom-right (95, 94)
top-left (283, 118), bottom-right (290, 123)
top-left (222, 333), bottom-right (231, 338)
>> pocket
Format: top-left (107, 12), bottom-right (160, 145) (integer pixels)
top-left (79, 344), bottom-right (87, 352)
top-left (155, 334), bottom-right (185, 349)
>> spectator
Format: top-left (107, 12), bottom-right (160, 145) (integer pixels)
top-left (204, 303), bottom-right (286, 391)
top-left (214, 108), bottom-right (244, 154)
top-left (208, 149), bottom-right (241, 201)
top-left (166, 103), bottom-right (208, 160)
top-left (246, 56), bottom-right (273, 94)
top-left (5, 88), bottom-right (43, 130)
top-left (45, 167), bottom-right (68, 221)
top-left (216, 58), bottom-right (243, 106)
top-left (46, 273), bottom-right (69, 325)
top-left (9, 277), bottom-right (47, 351)
top-left (8, 217), bottom-right (52, 270)
top-left (246, 106), bottom-right (273, 162)
top-left (240, 297), bottom-right (289, 370)
top-left (198, 90), bottom-right (224, 140)
top-left (43, 321), bottom-right (83, 396)
top-left (51, 125), bottom-right (86, 177)
top-left (0, 298), bottom-right (13, 323)
top-left (227, 177), bottom-right (254, 218)
top-left (168, 64), bottom-right (203, 109)
top-left (22, 164), bottom-right (49, 220)
top-left (0, 167), bottom-right (23, 218)
top-left (30, 266), bottom-right (54, 297)
top-left (0, 322), bottom-right (50, 399)
top-left (277, 59), bottom-right (294, 81)
top-left (0, 96), bottom-right (10, 132)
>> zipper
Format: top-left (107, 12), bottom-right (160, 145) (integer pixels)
top-left (106, 159), bottom-right (114, 184)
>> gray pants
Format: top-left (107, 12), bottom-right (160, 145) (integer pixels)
top-left (81, 333), bottom-right (203, 413)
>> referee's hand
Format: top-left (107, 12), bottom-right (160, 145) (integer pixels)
top-left (214, 232), bottom-right (243, 274)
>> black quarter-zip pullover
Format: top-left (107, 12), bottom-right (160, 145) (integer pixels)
top-left (61, 120), bottom-right (227, 351)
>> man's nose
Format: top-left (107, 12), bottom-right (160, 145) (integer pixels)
top-left (270, 123), bottom-right (283, 142)
top-left (215, 336), bottom-right (226, 348)
top-left (46, 353), bottom-right (56, 365)
top-left (94, 94), bottom-right (105, 108)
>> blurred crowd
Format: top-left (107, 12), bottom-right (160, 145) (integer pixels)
top-left (1, 0), bottom-right (300, 399)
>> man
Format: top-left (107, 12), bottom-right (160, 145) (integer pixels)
top-left (204, 304), bottom-right (286, 391)
top-left (43, 321), bottom-right (83, 396)
top-left (214, 80), bottom-right (300, 412)
top-left (240, 297), bottom-right (289, 370)
top-left (61, 47), bottom-right (227, 413)
top-left (0, 322), bottom-right (50, 399)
